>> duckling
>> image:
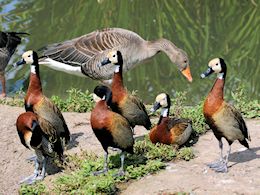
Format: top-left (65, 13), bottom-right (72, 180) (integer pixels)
top-left (149, 93), bottom-right (192, 145)
top-left (91, 85), bottom-right (134, 176)
top-left (15, 50), bottom-right (70, 181)
top-left (99, 50), bottom-right (151, 131)
top-left (16, 112), bottom-right (51, 184)
top-left (0, 31), bottom-right (28, 97)
top-left (201, 58), bottom-right (250, 173)
top-left (39, 28), bottom-right (192, 82)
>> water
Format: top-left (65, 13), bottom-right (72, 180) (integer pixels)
top-left (1, 0), bottom-right (259, 104)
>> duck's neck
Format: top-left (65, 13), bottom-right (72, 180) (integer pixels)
top-left (148, 38), bottom-right (180, 62)
top-left (209, 73), bottom-right (226, 100)
top-left (158, 107), bottom-right (169, 125)
top-left (112, 65), bottom-right (125, 94)
top-left (25, 64), bottom-right (43, 108)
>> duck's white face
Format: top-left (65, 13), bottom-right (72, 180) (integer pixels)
top-left (208, 58), bottom-right (222, 73)
top-left (107, 50), bottom-right (119, 64)
top-left (155, 93), bottom-right (168, 108)
top-left (22, 50), bottom-right (34, 64)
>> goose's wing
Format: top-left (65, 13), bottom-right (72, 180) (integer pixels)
top-left (42, 28), bottom-right (139, 67)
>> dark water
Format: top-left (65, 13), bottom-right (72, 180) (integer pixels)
top-left (1, 0), bottom-right (260, 104)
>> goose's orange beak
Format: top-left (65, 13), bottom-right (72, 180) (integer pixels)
top-left (181, 65), bottom-right (193, 82)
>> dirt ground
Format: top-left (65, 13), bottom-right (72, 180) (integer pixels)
top-left (0, 104), bottom-right (259, 195)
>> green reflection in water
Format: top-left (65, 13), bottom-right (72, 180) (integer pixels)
top-left (1, 0), bottom-right (259, 104)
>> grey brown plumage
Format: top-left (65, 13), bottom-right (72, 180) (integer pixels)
top-left (100, 50), bottom-right (151, 130)
top-left (201, 58), bottom-right (250, 173)
top-left (91, 85), bottom-right (134, 176)
top-left (40, 28), bottom-right (192, 82)
top-left (149, 93), bottom-right (192, 145)
top-left (0, 31), bottom-right (28, 96)
top-left (15, 50), bottom-right (70, 183)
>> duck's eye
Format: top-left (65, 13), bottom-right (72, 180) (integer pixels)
top-left (113, 55), bottom-right (115, 57)
top-left (28, 55), bottom-right (31, 58)
top-left (216, 63), bottom-right (219, 66)
top-left (184, 60), bottom-right (187, 63)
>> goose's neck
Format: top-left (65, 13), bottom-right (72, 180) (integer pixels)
top-left (148, 38), bottom-right (179, 62)
top-left (158, 108), bottom-right (169, 125)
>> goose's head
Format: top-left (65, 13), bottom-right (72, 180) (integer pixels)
top-left (200, 58), bottom-right (227, 79)
top-left (93, 85), bottom-right (112, 105)
top-left (174, 49), bottom-right (192, 82)
top-left (15, 50), bottom-right (38, 67)
top-left (99, 50), bottom-right (123, 67)
top-left (150, 93), bottom-right (171, 113)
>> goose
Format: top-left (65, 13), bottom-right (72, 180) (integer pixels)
top-left (39, 28), bottom-right (192, 82)
top-left (91, 85), bottom-right (134, 176)
top-left (201, 58), bottom-right (251, 173)
top-left (150, 93), bottom-right (192, 145)
top-left (15, 50), bottom-right (71, 182)
top-left (0, 31), bottom-right (28, 97)
top-left (100, 50), bottom-right (151, 131)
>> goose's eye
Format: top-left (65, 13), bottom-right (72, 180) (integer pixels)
top-left (216, 63), bottom-right (219, 66)
top-left (113, 55), bottom-right (116, 57)
top-left (28, 55), bottom-right (31, 58)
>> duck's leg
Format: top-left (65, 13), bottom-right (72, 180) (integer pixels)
top-left (0, 73), bottom-right (6, 97)
top-left (114, 151), bottom-right (125, 177)
top-left (213, 145), bottom-right (231, 173)
top-left (93, 151), bottom-right (108, 175)
top-left (36, 158), bottom-right (46, 181)
top-left (19, 158), bottom-right (39, 184)
top-left (207, 139), bottom-right (225, 168)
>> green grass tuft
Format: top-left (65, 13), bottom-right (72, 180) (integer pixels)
top-left (19, 137), bottom-right (194, 194)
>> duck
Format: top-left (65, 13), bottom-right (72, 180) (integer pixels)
top-left (39, 28), bottom-right (192, 82)
top-left (100, 50), bottom-right (151, 131)
top-left (91, 85), bottom-right (134, 176)
top-left (15, 50), bottom-right (71, 182)
top-left (149, 93), bottom-right (192, 145)
top-left (201, 58), bottom-right (251, 173)
top-left (16, 111), bottom-right (52, 184)
top-left (0, 31), bottom-right (28, 97)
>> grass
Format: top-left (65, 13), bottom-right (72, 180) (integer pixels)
top-left (19, 136), bottom-right (195, 194)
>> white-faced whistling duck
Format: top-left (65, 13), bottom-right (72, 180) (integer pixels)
top-left (15, 50), bottom-right (70, 182)
top-left (0, 31), bottom-right (28, 97)
top-left (201, 58), bottom-right (251, 173)
top-left (16, 111), bottom-right (47, 184)
top-left (39, 28), bottom-right (192, 82)
top-left (99, 50), bottom-right (151, 132)
top-left (91, 85), bottom-right (134, 176)
top-left (150, 93), bottom-right (192, 146)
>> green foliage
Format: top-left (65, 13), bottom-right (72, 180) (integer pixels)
top-left (20, 137), bottom-right (194, 194)
top-left (232, 85), bottom-right (260, 118)
top-left (171, 92), bottom-right (206, 134)
top-left (51, 88), bottom-right (94, 112)
top-left (177, 147), bottom-right (195, 161)
top-left (0, 90), bottom-right (24, 107)
top-left (19, 183), bottom-right (46, 195)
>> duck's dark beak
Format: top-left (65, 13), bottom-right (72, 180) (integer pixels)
top-left (150, 102), bottom-right (161, 113)
top-left (181, 65), bottom-right (193, 82)
top-left (98, 57), bottom-right (111, 67)
top-left (13, 59), bottom-right (26, 67)
top-left (201, 67), bottom-right (214, 78)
